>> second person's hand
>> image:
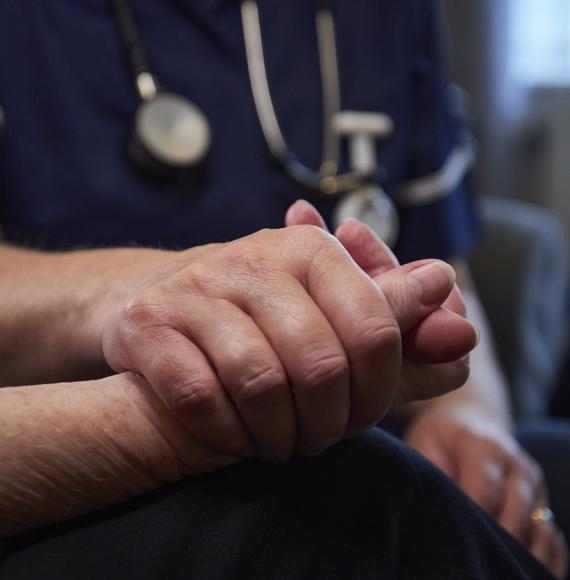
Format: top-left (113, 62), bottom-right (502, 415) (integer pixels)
top-left (102, 211), bottom-right (478, 463)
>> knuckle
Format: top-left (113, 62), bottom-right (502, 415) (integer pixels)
top-left (236, 366), bottom-right (287, 404)
top-left (300, 350), bottom-right (349, 392)
top-left (380, 275), bottom-right (417, 314)
top-left (123, 293), bottom-right (163, 328)
top-left (113, 294), bottom-right (169, 359)
top-left (524, 457), bottom-right (544, 486)
top-left (291, 226), bottom-right (339, 260)
top-left (293, 224), bottom-right (332, 246)
top-left (177, 260), bottom-right (223, 297)
top-left (357, 317), bottom-right (401, 357)
top-left (170, 376), bottom-right (219, 417)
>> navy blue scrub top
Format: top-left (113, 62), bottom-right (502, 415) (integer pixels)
top-left (0, 0), bottom-right (480, 263)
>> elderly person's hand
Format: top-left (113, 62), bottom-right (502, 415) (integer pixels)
top-left (286, 200), bottom-right (568, 579)
top-left (405, 410), bottom-right (568, 579)
top-left (101, 202), bottom-right (477, 464)
top-left (284, 198), bottom-right (474, 393)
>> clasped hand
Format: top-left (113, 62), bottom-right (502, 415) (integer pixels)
top-left (102, 200), bottom-right (478, 464)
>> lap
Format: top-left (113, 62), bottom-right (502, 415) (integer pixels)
top-left (0, 429), bottom-right (553, 580)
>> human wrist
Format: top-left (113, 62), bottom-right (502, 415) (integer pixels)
top-left (71, 247), bottom-right (177, 373)
top-left (0, 374), bottom-right (168, 535)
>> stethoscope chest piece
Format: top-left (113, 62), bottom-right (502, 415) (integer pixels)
top-left (333, 185), bottom-right (399, 248)
top-left (129, 92), bottom-right (211, 174)
top-left (331, 111), bottom-right (399, 247)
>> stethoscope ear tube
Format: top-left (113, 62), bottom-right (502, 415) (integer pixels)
top-left (113, 0), bottom-right (211, 177)
top-left (112, 0), bottom-right (153, 85)
top-left (241, 0), bottom-right (390, 199)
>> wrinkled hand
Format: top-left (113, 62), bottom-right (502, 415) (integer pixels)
top-left (405, 411), bottom-right (568, 578)
top-left (285, 200), bottom-right (475, 401)
top-left (102, 201), bottom-right (477, 464)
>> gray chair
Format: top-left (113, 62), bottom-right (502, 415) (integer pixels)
top-left (468, 196), bottom-right (568, 419)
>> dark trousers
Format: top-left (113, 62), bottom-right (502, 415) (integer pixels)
top-left (0, 428), bottom-right (556, 580)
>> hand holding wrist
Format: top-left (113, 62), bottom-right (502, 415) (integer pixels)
top-left (0, 372), bottom-right (245, 536)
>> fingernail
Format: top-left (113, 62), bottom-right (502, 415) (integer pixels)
top-left (407, 261), bottom-right (456, 305)
top-left (474, 325), bottom-right (481, 347)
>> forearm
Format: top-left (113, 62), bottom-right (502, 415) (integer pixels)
top-left (0, 373), bottom-right (233, 537)
top-left (0, 243), bottom-right (171, 384)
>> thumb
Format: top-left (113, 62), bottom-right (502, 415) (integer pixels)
top-left (374, 260), bottom-right (457, 333)
top-left (374, 261), bottom-right (479, 363)
top-left (403, 307), bottom-right (479, 364)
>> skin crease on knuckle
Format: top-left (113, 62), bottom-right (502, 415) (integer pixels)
top-left (170, 375), bottom-right (220, 419)
top-left (118, 287), bottom-right (185, 344)
top-left (343, 322), bottom-right (401, 429)
top-left (163, 370), bottom-right (254, 461)
top-left (293, 349), bottom-right (349, 446)
top-left (104, 294), bottom-right (170, 373)
top-left (299, 348), bottom-right (349, 394)
top-left (235, 365), bottom-right (288, 407)
top-left (376, 275), bottom-right (419, 329)
top-left (356, 317), bottom-right (401, 362)
top-left (122, 271), bottom-right (163, 325)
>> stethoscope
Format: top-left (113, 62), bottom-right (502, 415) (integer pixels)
top-left (113, 0), bottom-right (399, 245)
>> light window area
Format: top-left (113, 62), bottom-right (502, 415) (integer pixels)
top-left (510, 0), bottom-right (570, 85)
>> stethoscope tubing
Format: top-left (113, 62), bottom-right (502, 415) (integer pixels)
top-left (112, 0), bottom-right (382, 193)
top-left (240, 0), bottom-right (377, 195)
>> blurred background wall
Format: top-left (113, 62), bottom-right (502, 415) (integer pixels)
top-left (440, 0), bottom-right (570, 415)
top-left (442, 0), bottom-right (570, 252)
